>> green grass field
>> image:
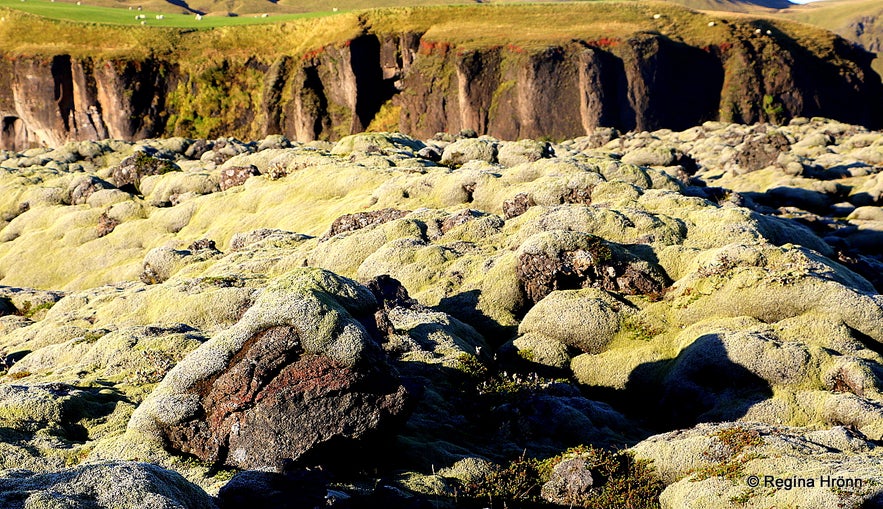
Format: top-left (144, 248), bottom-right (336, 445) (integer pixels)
top-left (0, 0), bottom-right (333, 27)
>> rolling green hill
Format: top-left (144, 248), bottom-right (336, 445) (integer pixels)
top-left (664, 0), bottom-right (883, 76)
top-left (784, 0), bottom-right (883, 56)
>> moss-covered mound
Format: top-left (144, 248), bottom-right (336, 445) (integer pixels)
top-left (0, 123), bottom-right (881, 507)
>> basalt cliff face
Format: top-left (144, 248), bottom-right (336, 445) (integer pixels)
top-left (1, 18), bottom-right (881, 151)
top-left (0, 56), bottom-right (170, 150)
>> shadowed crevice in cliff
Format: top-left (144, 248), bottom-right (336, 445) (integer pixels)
top-left (289, 64), bottom-right (331, 141)
top-left (577, 44), bottom-right (635, 133)
top-left (458, 48), bottom-right (502, 134)
top-left (621, 34), bottom-right (725, 132)
top-left (1, 117), bottom-right (28, 151)
top-left (106, 58), bottom-right (172, 139)
top-left (50, 56), bottom-right (74, 132)
top-left (350, 35), bottom-right (400, 131)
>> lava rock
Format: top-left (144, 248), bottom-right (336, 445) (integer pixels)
top-left (502, 193), bottom-right (535, 219)
top-left (163, 326), bottom-right (410, 469)
top-left (220, 165), bottom-right (261, 191)
top-left (111, 151), bottom-right (181, 192)
top-left (516, 231), bottom-right (668, 303)
top-left (131, 269), bottom-right (411, 470)
top-left (68, 175), bottom-right (114, 205)
top-left (540, 456), bottom-right (594, 505)
top-left (733, 131), bottom-right (791, 173)
top-left (322, 209), bottom-right (410, 240)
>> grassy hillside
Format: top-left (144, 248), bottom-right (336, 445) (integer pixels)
top-left (663, 0), bottom-right (883, 76)
top-left (784, 0), bottom-right (882, 50)
top-left (0, 1), bottom-right (857, 57)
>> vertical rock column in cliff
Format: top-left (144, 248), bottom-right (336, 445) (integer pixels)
top-left (0, 56), bottom-right (169, 150)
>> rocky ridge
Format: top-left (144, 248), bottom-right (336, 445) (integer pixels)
top-left (0, 119), bottom-right (881, 507)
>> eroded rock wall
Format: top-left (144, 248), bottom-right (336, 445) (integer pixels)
top-left (0, 27), bottom-right (880, 150)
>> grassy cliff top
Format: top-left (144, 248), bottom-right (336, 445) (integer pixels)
top-left (0, 1), bottom-right (853, 59)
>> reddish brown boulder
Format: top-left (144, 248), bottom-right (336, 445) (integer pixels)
top-left (163, 325), bottom-right (409, 470)
top-left (321, 209), bottom-right (410, 240)
top-left (97, 212), bottom-right (121, 238)
top-left (516, 233), bottom-right (668, 303)
top-left (733, 131), bottom-right (791, 174)
top-left (502, 193), bottom-right (535, 219)
top-left (219, 165), bottom-right (261, 191)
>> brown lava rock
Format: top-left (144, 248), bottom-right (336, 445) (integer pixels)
top-left (322, 209), bottom-right (410, 240)
top-left (188, 238), bottom-right (219, 253)
top-left (111, 151), bottom-right (180, 192)
top-left (70, 176), bottom-right (113, 205)
top-left (364, 275), bottom-right (420, 338)
top-left (365, 275), bottom-right (418, 311)
top-left (97, 212), bottom-right (121, 238)
top-left (517, 237), bottom-right (668, 303)
top-left (561, 186), bottom-right (593, 205)
top-left (734, 131), bottom-right (791, 173)
top-left (440, 209), bottom-right (484, 235)
top-left (220, 165), bottom-right (261, 191)
top-left (503, 193), bottom-right (535, 219)
top-left (163, 326), bottom-right (410, 470)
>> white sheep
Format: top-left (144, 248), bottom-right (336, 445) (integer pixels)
top-left (653, 14), bottom-right (661, 19)
top-left (708, 21), bottom-right (715, 27)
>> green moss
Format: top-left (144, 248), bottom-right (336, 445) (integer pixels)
top-left (365, 102), bottom-right (403, 133)
top-left (456, 353), bottom-right (488, 378)
top-left (167, 60), bottom-right (265, 139)
top-left (714, 426), bottom-right (764, 453)
top-left (459, 446), bottom-right (664, 508)
top-left (131, 151), bottom-right (179, 177)
top-left (72, 330), bottom-right (109, 345)
top-left (690, 426), bottom-right (764, 482)
top-left (19, 300), bottom-right (55, 319)
top-left (517, 348), bottom-right (535, 362)
top-left (763, 94), bottom-right (786, 125)
top-left (620, 315), bottom-right (663, 342)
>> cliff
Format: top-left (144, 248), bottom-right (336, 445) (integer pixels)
top-left (1, 3), bottom-right (881, 150)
